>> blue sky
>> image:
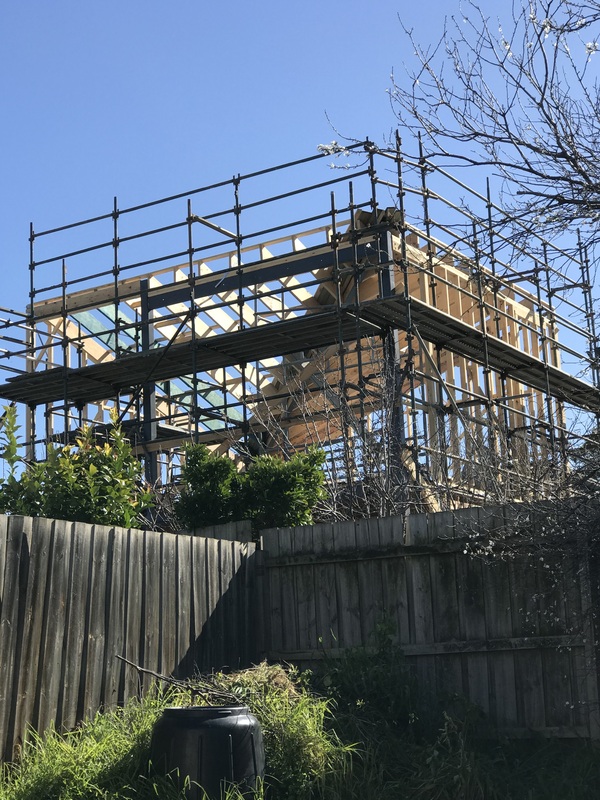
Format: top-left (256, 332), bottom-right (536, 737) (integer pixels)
top-left (0, 0), bottom-right (456, 313)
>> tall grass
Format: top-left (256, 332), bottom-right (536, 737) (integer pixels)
top-left (0, 664), bottom-right (350, 800)
top-left (0, 693), bottom-right (182, 800)
top-left (190, 663), bottom-right (354, 800)
top-left (316, 631), bottom-right (600, 800)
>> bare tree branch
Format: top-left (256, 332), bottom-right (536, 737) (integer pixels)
top-left (391, 0), bottom-right (600, 245)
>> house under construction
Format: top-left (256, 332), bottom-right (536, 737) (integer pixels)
top-left (0, 138), bottom-right (598, 513)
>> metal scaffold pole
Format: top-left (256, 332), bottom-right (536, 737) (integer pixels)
top-left (395, 132), bottom-right (421, 495)
top-left (187, 198), bottom-right (199, 448)
top-left (331, 189), bottom-right (354, 510)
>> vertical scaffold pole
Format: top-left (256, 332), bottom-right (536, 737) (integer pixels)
top-left (395, 132), bottom-right (420, 498)
top-left (534, 264), bottom-right (556, 462)
top-left (348, 181), bottom-right (367, 439)
top-left (369, 139), bottom-right (405, 512)
top-left (543, 242), bottom-right (568, 480)
top-left (140, 278), bottom-right (157, 484)
top-left (579, 233), bottom-right (600, 391)
top-left (112, 197), bottom-right (120, 358)
top-left (61, 258), bottom-right (69, 444)
top-left (579, 233), bottom-right (600, 440)
top-left (472, 220), bottom-right (495, 489)
top-left (420, 136), bottom-right (449, 497)
top-left (486, 179), bottom-right (510, 470)
top-left (26, 222), bottom-right (36, 460)
top-left (418, 134), bottom-right (437, 309)
top-left (187, 198), bottom-right (199, 445)
top-left (112, 197), bottom-right (122, 428)
top-left (234, 175), bottom-right (249, 450)
top-left (331, 190), bottom-right (354, 511)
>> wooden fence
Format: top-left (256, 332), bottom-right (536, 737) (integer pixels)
top-left (2, 506), bottom-right (599, 759)
top-left (262, 507), bottom-right (600, 738)
top-left (185, 519), bottom-right (253, 542)
top-left (0, 515), bottom-right (262, 761)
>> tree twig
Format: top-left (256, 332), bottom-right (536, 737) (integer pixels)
top-left (115, 654), bottom-right (241, 705)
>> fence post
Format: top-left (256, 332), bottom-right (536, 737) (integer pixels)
top-left (578, 545), bottom-right (600, 739)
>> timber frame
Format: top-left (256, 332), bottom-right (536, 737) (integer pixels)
top-left (0, 138), bottom-right (598, 509)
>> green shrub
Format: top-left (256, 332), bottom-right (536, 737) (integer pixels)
top-left (239, 448), bottom-right (326, 532)
top-left (174, 443), bottom-right (241, 529)
top-left (320, 619), bottom-right (420, 734)
top-left (0, 407), bottom-right (152, 528)
top-left (175, 445), bottom-right (326, 533)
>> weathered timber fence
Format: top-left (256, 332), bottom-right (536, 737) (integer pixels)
top-left (262, 507), bottom-right (600, 739)
top-left (3, 506), bottom-right (599, 759)
top-left (0, 515), bottom-right (262, 761)
top-left (188, 519), bottom-right (253, 542)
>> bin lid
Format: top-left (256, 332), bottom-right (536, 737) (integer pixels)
top-left (160, 705), bottom-right (249, 719)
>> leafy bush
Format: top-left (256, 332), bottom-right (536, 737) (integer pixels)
top-left (175, 445), bottom-right (326, 533)
top-left (0, 407), bottom-right (152, 528)
top-left (320, 619), bottom-right (421, 734)
top-left (174, 443), bottom-right (241, 528)
top-left (239, 448), bottom-right (326, 532)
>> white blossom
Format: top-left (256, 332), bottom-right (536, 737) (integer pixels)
top-left (317, 141), bottom-right (350, 157)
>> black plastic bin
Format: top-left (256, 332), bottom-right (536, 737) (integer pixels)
top-left (150, 705), bottom-right (265, 799)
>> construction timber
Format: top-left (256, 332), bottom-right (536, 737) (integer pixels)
top-left (0, 138), bottom-right (598, 511)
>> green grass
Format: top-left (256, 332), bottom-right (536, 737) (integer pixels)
top-left (1, 659), bottom-right (600, 800)
top-left (0, 693), bottom-right (182, 800)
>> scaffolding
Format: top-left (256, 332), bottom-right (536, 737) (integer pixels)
top-left (0, 138), bottom-right (598, 512)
